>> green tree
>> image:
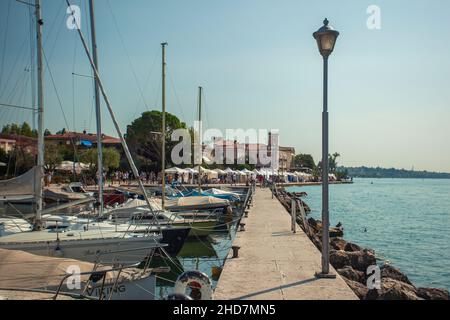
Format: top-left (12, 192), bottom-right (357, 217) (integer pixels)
top-left (293, 154), bottom-right (316, 169)
top-left (2, 123), bottom-right (19, 135)
top-left (44, 143), bottom-right (63, 171)
top-left (20, 122), bottom-right (33, 137)
top-left (317, 152), bottom-right (348, 180)
top-left (125, 110), bottom-right (187, 172)
top-left (0, 148), bottom-right (8, 177)
top-left (5, 147), bottom-right (35, 176)
top-left (80, 148), bottom-right (120, 173)
top-left (329, 152), bottom-right (340, 173)
top-left (1, 122), bottom-right (37, 137)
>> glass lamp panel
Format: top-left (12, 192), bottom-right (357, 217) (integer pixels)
top-left (320, 33), bottom-right (336, 52)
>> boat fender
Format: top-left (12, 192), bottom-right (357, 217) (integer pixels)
top-left (174, 271), bottom-right (212, 300)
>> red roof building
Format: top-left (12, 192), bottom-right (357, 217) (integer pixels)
top-left (45, 131), bottom-right (121, 148)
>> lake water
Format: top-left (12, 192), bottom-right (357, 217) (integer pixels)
top-left (287, 178), bottom-right (450, 291)
top-left (155, 216), bottom-right (240, 299)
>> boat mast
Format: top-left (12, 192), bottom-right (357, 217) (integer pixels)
top-left (35, 0), bottom-right (44, 228)
top-left (65, 1), bottom-right (159, 228)
top-left (198, 86), bottom-right (202, 193)
top-left (88, 0), bottom-right (104, 216)
top-left (161, 42), bottom-right (167, 210)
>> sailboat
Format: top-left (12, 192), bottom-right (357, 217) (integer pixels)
top-left (0, 0), bottom-right (182, 263)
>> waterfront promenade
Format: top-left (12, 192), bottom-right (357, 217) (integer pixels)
top-left (214, 188), bottom-right (357, 300)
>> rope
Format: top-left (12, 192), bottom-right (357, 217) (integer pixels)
top-left (167, 69), bottom-right (187, 123)
top-left (105, 0), bottom-right (148, 108)
top-left (0, 0), bottom-right (12, 91)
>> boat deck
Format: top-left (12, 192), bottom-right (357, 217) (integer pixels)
top-left (214, 188), bottom-right (357, 300)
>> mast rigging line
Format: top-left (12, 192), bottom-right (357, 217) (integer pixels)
top-left (0, 102), bottom-right (35, 111)
top-left (28, 2), bottom-right (37, 130)
top-left (105, 0), bottom-right (149, 109)
top-left (0, 37), bottom-right (29, 100)
top-left (167, 69), bottom-right (187, 124)
top-left (1, 0), bottom-right (64, 104)
top-left (65, 0), bottom-right (160, 227)
top-left (41, 45), bottom-right (98, 187)
top-left (42, 48), bottom-right (72, 139)
top-left (14, 0), bottom-right (35, 6)
top-left (132, 46), bottom-right (160, 118)
top-left (0, 1), bottom-right (12, 91)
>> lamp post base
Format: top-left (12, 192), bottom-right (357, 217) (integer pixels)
top-left (315, 271), bottom-right (336, 279)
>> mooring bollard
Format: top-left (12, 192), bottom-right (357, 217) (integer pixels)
top-left (244, 210), bottom-right (249, 218)
top-left (239, 222), bottom-right (246, 232)
top-left (291, 198), bottom-right (296, 233)
top-left (231, 246), bottom-right (241, 258)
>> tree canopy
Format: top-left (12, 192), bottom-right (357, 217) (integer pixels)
top-left (44, 143), bottom-right (63, 171)
top-left (293, 154), bottom-right (316, 169)
top-left (79, 147), bottom-right (120, 173)
top-left (125, 110), bottom-right (187, 172)
top-left (1, 122), bottom-right (37, 138)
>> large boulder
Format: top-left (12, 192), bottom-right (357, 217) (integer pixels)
top-left (344, 242), bottom-right (362, 252)
top-left (380, 265), bottom-right (412, 285)
top-left (417, 287), bottom-right (449, 300)
top-left (337, 266), bottom-right (366, 284)
top-left (307, 218), bottom-right (322, 232)
top-left (348, 249), bottom-right (377, 272)
top-left (330, 249), bottom-right (377, 272)
top-left (307, 218), bottom-right (343, 237)
top-left (366, 278), bottom-right (420, 300)
top-left (341, 277), bottom-right (366, 300)
top-left (330, 250), bottom-right (351, 269)
top-left (330, 237), bottom-right (347, 251)
top-left (329, 227), bottom-right (344, 238)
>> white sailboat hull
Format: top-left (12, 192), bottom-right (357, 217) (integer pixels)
top-left (0, 233), bottom-right (162, 264)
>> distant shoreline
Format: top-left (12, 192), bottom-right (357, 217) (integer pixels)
top-left (351, 176), bottom-right (450, 180)
top-left (340, 166), bottom-right (450, 180)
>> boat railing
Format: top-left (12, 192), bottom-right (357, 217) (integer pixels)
top-left (53, 245), bottom-right (169, 300)
top-left (91, 243), bottom-right (166, 267)
top-left (53, 262), bottom-right (169, 300)
top-left (53, 263), bottom-right (138, 300)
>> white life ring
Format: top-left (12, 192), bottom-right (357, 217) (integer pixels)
top-left (174, 271), bottom-right (212, 300)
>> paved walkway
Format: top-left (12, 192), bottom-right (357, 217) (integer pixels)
top-left (214, 188), bottom-right (357, 300)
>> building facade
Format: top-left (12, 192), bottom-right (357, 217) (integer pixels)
top-left (45, 131), bottom-right (121, 148)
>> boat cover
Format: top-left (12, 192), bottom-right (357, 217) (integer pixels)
top-left (0, 167), bottom-right (38, 198)
top-left (165, 196), bottom-right (229, 208)
top-left (0, 248), bottom-right (143, 289)
top-left (113, 196), bottom-right (229, 212)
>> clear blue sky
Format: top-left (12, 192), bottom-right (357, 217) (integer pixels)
top-left (1, 0), bottom-right (450, 172)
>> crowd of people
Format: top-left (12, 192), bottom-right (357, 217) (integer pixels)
top-left (85, 170), bottom-right (258, 187)
top-left (44, 168), bottom-right (321, 188)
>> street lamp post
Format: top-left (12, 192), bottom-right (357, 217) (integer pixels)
top-left (313, 18), bottom-right (339, 278)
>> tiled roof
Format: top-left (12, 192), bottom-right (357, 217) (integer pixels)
top-left (45, 131), bottom-right (121, 144)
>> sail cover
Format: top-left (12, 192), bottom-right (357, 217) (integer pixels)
top-left (0, 167), bottom-right (38, 198)
top-left (0, 248), bottom-right (143, 290)
top-left (165, 196), bottom-right (229, 208)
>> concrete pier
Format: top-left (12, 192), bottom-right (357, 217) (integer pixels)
top-left (214, 188), bottom-right (357, 300)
